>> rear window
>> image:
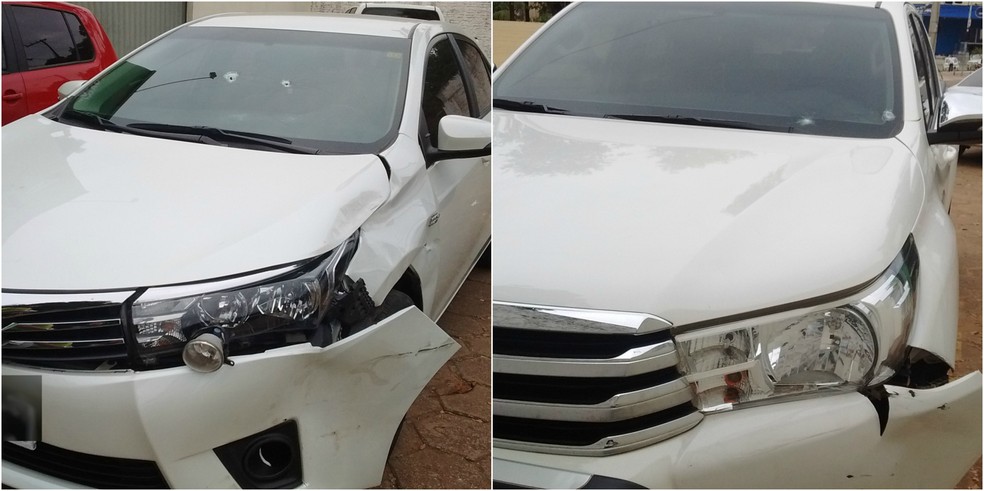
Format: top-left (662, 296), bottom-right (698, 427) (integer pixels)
top-left (495, 2), bottom-right (903, 139)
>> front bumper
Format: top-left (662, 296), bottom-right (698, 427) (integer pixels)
top-left (493, 372), bottom-right (982, 488)
top-left (1, 306), bottom-right (458, 489)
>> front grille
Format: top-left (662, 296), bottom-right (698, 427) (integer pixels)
top-left (492, 303), bottom-right (702, 457)
top-left (2, 441), bottom-right (169, 488)
top-left (2, 299), bottom-right (131, 370)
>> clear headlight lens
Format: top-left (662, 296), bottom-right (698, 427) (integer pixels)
top-left (676, 237), bottom-right (917, 412)
top-left (131, 230), bottom-right (360, 368)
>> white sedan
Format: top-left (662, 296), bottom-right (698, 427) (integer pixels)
top-left (1, 13), bottom-right (490, 489)
top-left (491, 2), bottom-right (981, 488)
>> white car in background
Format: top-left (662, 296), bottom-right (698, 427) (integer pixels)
top-left (944, 68), bottom-right (983, 155)
top-left (967, 54), bottom-right (982, 70)
top-left (1, 12), bottom-right (490, 489)
top-left (347, 3), bottom-right (446, 21)
top-left (492, 2), bottom-right (981, 488)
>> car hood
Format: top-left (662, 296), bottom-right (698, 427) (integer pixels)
top-left (2, 116), bottom-right (390, 290)
top-left (493, 111), bottom-right (923, 327)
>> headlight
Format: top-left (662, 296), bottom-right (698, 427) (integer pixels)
top-left (131, 230), bottom-right (362, 370)
top-left (676, 236), bottom-right (917, 413)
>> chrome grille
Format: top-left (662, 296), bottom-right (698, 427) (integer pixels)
top-left (493, 302), bottom-right (702, 456)
top-left (2, 292), bottom-right (132, 370)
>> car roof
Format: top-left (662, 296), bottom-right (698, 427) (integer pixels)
top-left (191, 12), bottom-right (424, 38)
top-left (362, 3), bottom-right (440, 12)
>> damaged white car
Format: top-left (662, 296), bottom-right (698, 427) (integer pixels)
top-left (491, 2), bottom-right (981, 488)
top-left (2, 13), bottom-right (490, 489)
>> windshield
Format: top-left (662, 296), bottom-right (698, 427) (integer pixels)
top-left (61, 26), bottom-right (410, 154)
top-left (494, 2), bottom-right (903, 138)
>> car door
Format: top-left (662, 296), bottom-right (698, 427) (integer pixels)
top-left (6, 4), bottom-right (105, 118)
top-left (906, 9), bottom-right (959, 209)
top-left (2, 6), bottom-right (28, 125)
top-left (419, 34), bottom-right (492, 316)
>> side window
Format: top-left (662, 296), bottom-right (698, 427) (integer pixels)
top-left (455, 39), bottom-right (491, 117)
top-left (422, 37), bottom-right (469, 146)
top-left (10, 6), bottom-right (81, 69)
top-left (64, 12), bottom-right (94, 62)
top-left (907, 14), bottom-right (939, 127)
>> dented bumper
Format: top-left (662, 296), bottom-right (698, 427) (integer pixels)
top-left (493, 372), bottom-right (982, 489)
top-left (1, 306), bottom-right (458, 489)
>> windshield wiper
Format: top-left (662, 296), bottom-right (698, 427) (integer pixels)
top-left (493, 98), bottom-right (569, 115)
top-left (603, 114), bottom-right (791, 132)
top-left (57, 110), bottom-right (222, 145)
top-left (126, 123), bottom-right (320, 154)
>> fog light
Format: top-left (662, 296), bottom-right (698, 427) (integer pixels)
top-left (182, 333), bottom-right (224, 372)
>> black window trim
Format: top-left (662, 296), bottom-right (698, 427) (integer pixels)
top-left (419, 32), bottom-right (472, 166)
top-left (2, 5), bottom-right (27, 74)
top-left (8, 4), bottom-right (95, 72)
top-left (905, 8), bottom-right (942, 129)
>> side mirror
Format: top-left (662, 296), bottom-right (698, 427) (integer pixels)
top-left (930, 90), bottom-right (982, 146)
top-left (57, 80), bottom-right (86, 100)
top-left (424, 115), bottom-right (491, 164)
top-left (438, 114), bottom-right (490, 152)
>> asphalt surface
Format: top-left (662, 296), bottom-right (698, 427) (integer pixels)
top-left (379, 263), bottom-right (491, 489)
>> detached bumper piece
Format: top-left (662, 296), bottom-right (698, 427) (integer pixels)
top-left (492, 303), bottom-right (701, 456)
top-left (1, 441), bottom-right (168, 488)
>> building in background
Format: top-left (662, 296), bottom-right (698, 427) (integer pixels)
top-left (915, 3), bottom-right (982, 55)
top-left (74, 2), bottom-right (490, 58)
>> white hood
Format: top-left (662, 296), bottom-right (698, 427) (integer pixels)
top-left (493, 112), bottom-right (924, 327)
top-left (2, 116), bottom-right (389, 290)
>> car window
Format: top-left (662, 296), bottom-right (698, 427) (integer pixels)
top-left (422, 37), bottom-right (470, 146)
top-left (63, 11), bottom-right (95, 62)
top-left (10, 6), bottom-right (82, 69)
top-left (494, 2), bottom-right (903, 139)
top-left (907, 14), bottom-right (939, 126)
top-left (455, 38), bottom-right (491, 117)
top-left (64, 26), bottom-right (411, 155)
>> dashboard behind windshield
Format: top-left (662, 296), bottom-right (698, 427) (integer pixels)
top-left (494, 2), bottom-right (903, 139)
top-left (64, 26), bottom-right (411, 154)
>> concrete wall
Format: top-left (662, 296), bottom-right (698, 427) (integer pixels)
top-left (74, 2), bottom-right (187, 56)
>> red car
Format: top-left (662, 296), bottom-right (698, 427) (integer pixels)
top-left (2, 2), bottom-right (116, 125)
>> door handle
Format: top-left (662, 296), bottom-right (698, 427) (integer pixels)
top-left (3, 90), bottom-right (23, 103)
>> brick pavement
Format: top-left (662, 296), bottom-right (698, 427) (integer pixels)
top-left (378, 264), bottom-right (491, 489)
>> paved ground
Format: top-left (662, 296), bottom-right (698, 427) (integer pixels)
top-left (379, 264), bottom-right (491, 489)
top-left (942, 70), bottom-right (982, 490)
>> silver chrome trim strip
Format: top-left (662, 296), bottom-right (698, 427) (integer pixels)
top-left (493, 379), bottom-right (693, 422)
top-left (3, 338), bottom-right (125, 349)
top-left (494, 302), bottom-right (673, 334)
top-left (493, 411), bottom-right (703, 457)
top-left (493, 341), bottom-right (678, 377)
top-left (2, 291), bottom-right (134, 309)
top-left (3, 319), bottom-right (122, 333)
